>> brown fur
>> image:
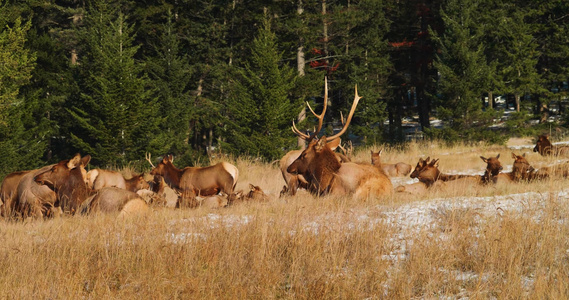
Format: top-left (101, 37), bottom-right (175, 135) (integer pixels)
top-left (0, 170), bottom-right (30, 218)
top-left (89, 169), bottom-right (150, 192)
top-left (533, 134), bottom-right (569, 157)
top-left (288, 137), bottom-right (393, 200)
top-left (415, 158), bottom-right (480, 187)
top-left (15, 165), bottom-right (57, 219)
top-left (231, 184), bottom-right (270, 205)
top-left (149, 155), bottom-right (238, 208)
top-left (81, 187), bottom-right (148, 215)
top-left (34, 154), bottom-right (92, 215)
top-left (279, 139), bottom-right (343, 196)
top-left (371, 150), bottom-right (412, 177)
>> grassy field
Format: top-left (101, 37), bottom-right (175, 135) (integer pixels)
top-left (2, 139), bottom-right (569, 299)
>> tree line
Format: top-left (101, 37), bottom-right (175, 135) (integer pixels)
top-left (0, 0), bottom-right (568, 177)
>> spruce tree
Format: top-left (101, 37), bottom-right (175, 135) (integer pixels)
top-left (223, 14), bottom-right (300, 160)
top-left (0, 14), bottom-right (38, 176)
top-left (429, 0), bottom-right (501, 142)
top-left (69, 1), bottom-right (157, 166)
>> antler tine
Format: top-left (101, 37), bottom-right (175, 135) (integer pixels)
top-left (292, 77), bottom-right (329, 142)
top-left (292, 120), bottom-right (311, 140)
top-left (145, 152), bottom-right (156, 168)
top-left (326, 84), bottom-right (361, 142)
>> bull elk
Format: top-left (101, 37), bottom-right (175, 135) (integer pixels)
top-left (280, 77), bottom-right (348, 196)
top-left (533, 134), bottom-right (569, 157)
top-left (286, 83), bottom-right (393, 200)
top-left (371, 149), bottom-right (412, 177)
top-left (146, 153), bottom-right (239, 208)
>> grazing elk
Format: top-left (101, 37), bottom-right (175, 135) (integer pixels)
top-left (87, 169), bottom-right (150, 193)
top-left (146, 153), bottom-right (239, 208)
top-left (533, 134), bottom-right (569, 157)
top-left (371, 149), bottom-right (412, 177)
top-left (286, 84), bottom-right (393, 200)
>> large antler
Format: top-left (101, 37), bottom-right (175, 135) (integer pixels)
top-left (325, 84), bottom-right (361, 142)
top-left (292, 77), bottom-right (329, 141)
top-left (145, 152), bottom-right (156, 168)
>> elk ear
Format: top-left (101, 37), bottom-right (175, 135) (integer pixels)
top-left (480, 156), bottom-right (488, 163)
top-left (379, 149), bottom-right (383, 155)
top-left (522, 153), bottom-right (526, 157)
top-left (425, 157), bottom-right (430, 163)
top-left (68, 153), bottom-right (82, 169)
top-left (496, 153), bottom-right (500, 159)
top-left (326, 138), bottom-right (341, 151)
top-left (162, 157), bottom-right (169, 164)
top-left (249, 183), bottom-right (255, 190)
top-left (81, 154), bottom-right (91, 166)
top-left (430, 158), bottom-right (439, 167)
top-left (511, 152), bottom-right (517, 159)
top-left (167, 154), bottom-right (174, 161)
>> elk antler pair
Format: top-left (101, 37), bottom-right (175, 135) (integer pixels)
top-left (292, 77), bottom-right (361, 143)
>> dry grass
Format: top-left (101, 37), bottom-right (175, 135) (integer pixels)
top-left (2, 139), bottom-right (569, 298)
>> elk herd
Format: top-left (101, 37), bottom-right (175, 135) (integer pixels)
top-left (0, 77), bottom-right (568, 221)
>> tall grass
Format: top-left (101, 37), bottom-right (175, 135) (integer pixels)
top-left (2, 139), bottom-right (569, 298)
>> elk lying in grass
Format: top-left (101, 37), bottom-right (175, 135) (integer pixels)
top-left (533, 134), bottom-right (569, 157)
top-left (371, 149), bottom-right (411, 177)
top-left (280, 77), bottom-right (348, 196)
top-left (0, 170), bottom-right (31, 218)
top-left (79, 187), bottom-right (149, 216)
top-left (87, 169), bottom-right (150, 192)
top-left (146, 153), bottom-right (239, 208)
top-left (287, 84), bottom-right (393, 200)
top-left (397, 155), bottom-right (508, 194)
top-left (13, 154), bottom-right (90, 219)
top-left (512, 152), bottom-right (569, 180)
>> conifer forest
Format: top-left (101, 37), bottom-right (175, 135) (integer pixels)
top-left (1, 0), bottom-right (568, 176)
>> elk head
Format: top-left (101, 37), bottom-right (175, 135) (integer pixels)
top-left (533, 135), bottom-right (552, 155)
top-left (480, 154), bottom-right (502, 183)
top-left (147, 153), bottom-right (174, 176)
top-left (511, 152), bottom-right (534, 181)
top-left (410, 157), bottom-right (430, 179)
top-left (287, 81), bottom-right (361, 195)
top-left (371, 149), bottom-right (382, 166)
top-left (34, 154), bottom-right (92, 213)
top-left (416, 158), bottom-right (440, 186)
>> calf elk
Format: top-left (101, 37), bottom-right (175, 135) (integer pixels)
top-left (371, 149), bottom-right (411, 177)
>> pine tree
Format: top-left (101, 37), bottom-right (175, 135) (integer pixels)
top-left (68, 1), bottom-right (157, 166)
top-left (429, 0), bottom-right (502, 142)
top-left (146, 9), bottom-right (195, 158)
top-left (223, 14), bottom-right (300, 160)
top-left (0, 13), bottom-right (39, 176)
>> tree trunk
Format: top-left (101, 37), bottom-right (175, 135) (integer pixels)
top-left (514, 93), bottom-right (520, 112)
top-left (297, 0), bottom-right (306, 148)
top-left (487, 91), bottom-right (493, 109)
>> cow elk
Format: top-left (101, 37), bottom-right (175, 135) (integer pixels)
top-left (0, 170), bottom-right (31, 218)
top-left (371, 149), bottom-right (412, 177)
top-left (533, 134), bottom-right (569, 157)
top-left (286, 83), bottom-right (393, 200)
top-left (87, 169), bottom-right (150, 192)
top-left (146, 153), bottom-right (239, 208)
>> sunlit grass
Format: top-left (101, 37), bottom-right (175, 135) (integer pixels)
top-left (2, 138), bottom-right (569, 298)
